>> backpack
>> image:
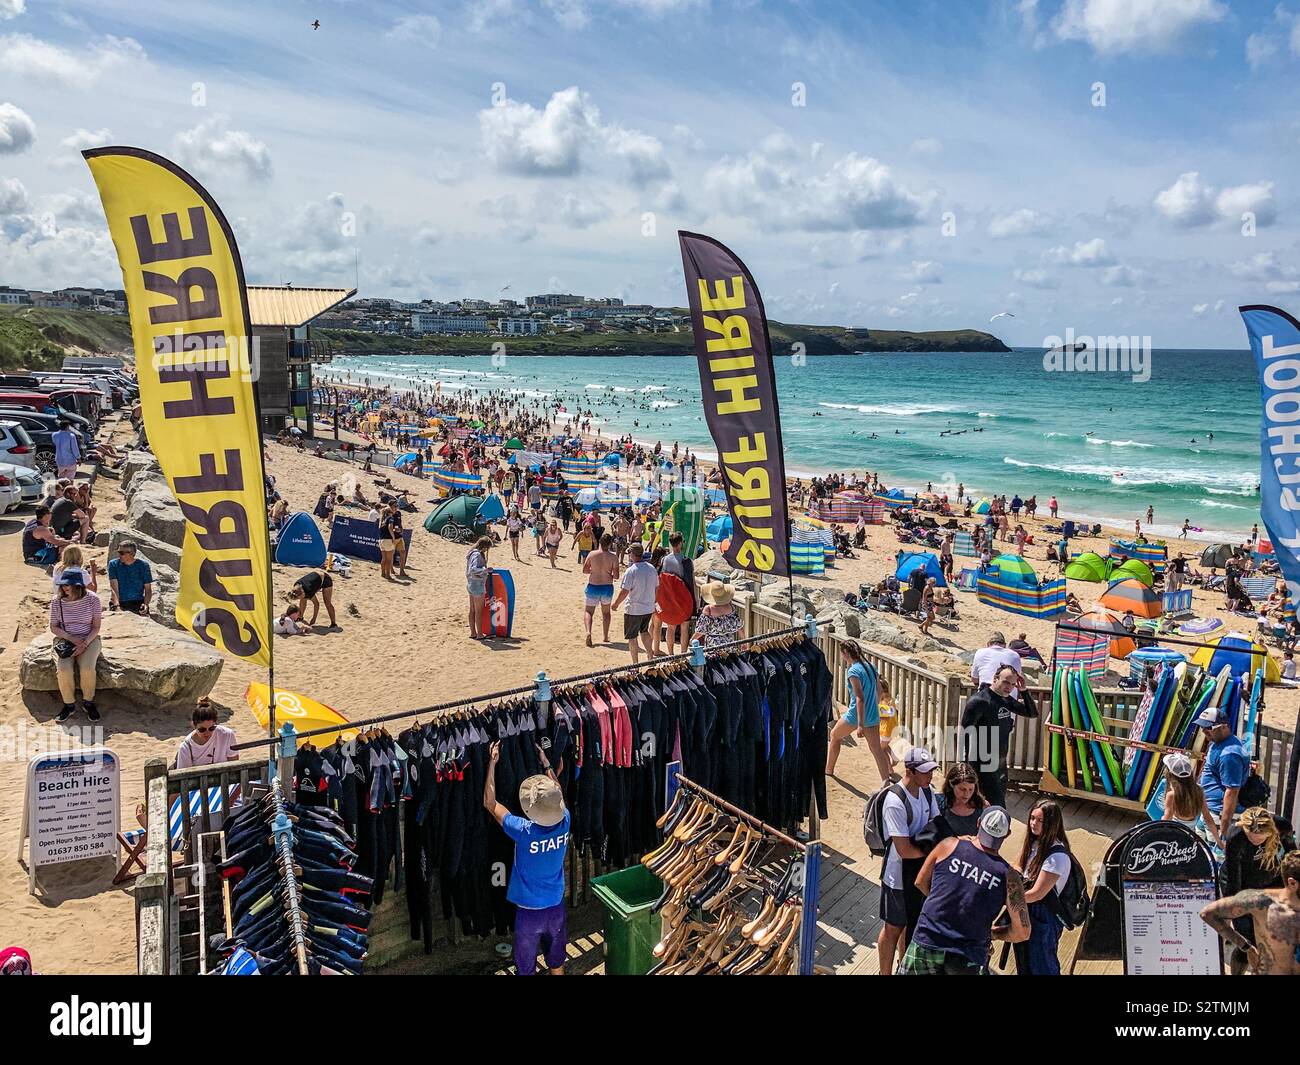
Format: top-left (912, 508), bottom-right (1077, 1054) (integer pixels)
top-left (863, 783), bottom-right (932, 858)
top-left (1238, 771), bottom-right (1270, 809)
top-left (1045, 844), bottom-right (1090, 930)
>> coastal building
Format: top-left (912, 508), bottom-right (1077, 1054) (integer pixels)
top-left (498, 317), bottom-right (541, 334)
top-left (526, 292), bottom-right (584, 309)
top-left (410, 312), bottom-right (489, 334)
top-left (0, 286), bottom-right (28, 305)
top-left (246, 284), bottom-right (356, 435)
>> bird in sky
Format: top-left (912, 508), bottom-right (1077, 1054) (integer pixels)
top-left (989, 311), bottom-right (1015, 322)
top-left (312, 19), bottom-right (320, 30)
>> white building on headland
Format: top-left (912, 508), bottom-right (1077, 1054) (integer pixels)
top-left (498, 317), bottom-right (541, 334)
top-left (410, 312), bottom-right (489, 334)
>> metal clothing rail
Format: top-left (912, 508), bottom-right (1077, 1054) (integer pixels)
top-left (267, 776), bottom-right (311, 975)
top-left (232, 618), bottom-right (819, 752)
top-left (671, 773), bottom-right (822, 976)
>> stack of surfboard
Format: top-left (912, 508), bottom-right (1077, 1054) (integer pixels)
top-left (1050, 667), bottom-right (1125, 797)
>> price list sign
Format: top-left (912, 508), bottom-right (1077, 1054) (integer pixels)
top-left (23, 748), bottom-right (120, 879)
top-left (1122, 880), bottom-right (1222, 975)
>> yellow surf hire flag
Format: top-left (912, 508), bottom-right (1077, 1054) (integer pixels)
top-left (85, 147), bottom-right (271, 667)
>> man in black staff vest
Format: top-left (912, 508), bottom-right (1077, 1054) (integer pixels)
top-left (900, 806), bottom-right (1031, 975)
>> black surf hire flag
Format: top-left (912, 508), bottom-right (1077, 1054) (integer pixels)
top-left (679, 231), bottom-right (791, 578)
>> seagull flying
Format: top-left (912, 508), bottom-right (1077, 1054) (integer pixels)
top-left (989, 311), bottom-right (1015, 322)
top-left (312, 19), bottom-right (320, 29)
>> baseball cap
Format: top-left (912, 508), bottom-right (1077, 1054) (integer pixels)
top-left (903, 746), bottom-right (940, 773)
top-left (1162, 752), bottom-right (1193, 779)
top-left (977, 806), bottom-right (1011, 847)
top-left (519, 775), bottom-right (566, 828)
top-left (1194, 707), bottom-right (1229, 729)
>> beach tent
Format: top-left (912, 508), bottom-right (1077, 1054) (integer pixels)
top-left (972, 498), bottom-right (992, 515)
top-left (707, 514), bottom-right (733, 543)
top-left (1191, 632), bottom-right (1281, 684)
top-left (1128, 646), bottom-right (1186, 680)
top-left (504, 437), bottom-right (523, 450)
top-left (704, 488), bottom-right (727, 505)
top-left (275, 512), bottom-right (327, 567)
top-left (1075, 608), bottom-right (1136, 659)
top-left (1064, 551), bottom-right (1111, 582)
top-left (895, 551), bottom-right (947, 588)
top-left (1111, 558), bottom-right (1154, 588)
top-left (1200, 543), bottom-right (1234, 570)
top-left (424, 494), bottom-right (489, 541)
top-left (1099, 577), bottom-right (1162, 619)
top-left (603, 452), bottom-right (623, 467)
top-left (988, 553), bottom-right (1038, 586)
top-left (393, 452), bottom-right (420, 470)
top-left (475, 494), bottom-right (506, 523)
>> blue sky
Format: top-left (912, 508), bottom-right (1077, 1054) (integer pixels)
top-left (1, 0), bottom-right (1298, 346)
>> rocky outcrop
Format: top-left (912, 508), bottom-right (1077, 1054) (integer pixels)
top-left (125, 481), bottom-right (186, 547)
top-left (120, 450), bottom-right (159, 493)
top-left (20, 610), bottom-right (222, 705)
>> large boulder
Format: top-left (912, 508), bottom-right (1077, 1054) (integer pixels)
top-left (20, 610), bottom-right (222, 705)
top-left (124, 467), bottom-right (170, 508)
top-left (147, 562), bottom-right (182, 630)
top-left (125, 481), bottom-right (185, 547)
top-left (108, 525), bottom-right (182, 572)
top-left (120, 450), bottom-right (160, 493)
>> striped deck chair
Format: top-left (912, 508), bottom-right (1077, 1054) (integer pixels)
top-left (169, 785), bottom-right (240, 850)
top-left (1241, 576), bottom-right (1280, 601)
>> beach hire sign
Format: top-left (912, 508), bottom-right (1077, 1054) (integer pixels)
top-left (85, 148), bottom-right (271, 667)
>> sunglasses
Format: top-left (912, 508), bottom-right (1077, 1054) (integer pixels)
top-left (194, 724), bottom-right (215, 735)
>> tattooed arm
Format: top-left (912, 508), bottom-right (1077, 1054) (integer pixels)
top-left (993, 868), bottom-right (1031, 943)
top-left (1199, 890), bottom-right (1269, 973)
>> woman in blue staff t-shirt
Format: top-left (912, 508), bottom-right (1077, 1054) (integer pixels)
top-left (484, 740), bottom-right (571, 975)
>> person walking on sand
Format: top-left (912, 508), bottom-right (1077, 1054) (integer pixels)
top-left (544, 519), bottom-right (563, 568)
top-left (919, 577), bottom-right (937, 636)
top-left (826, 640), bottom-right (894, 782)
top-left (466, 535), bottom-right (491, 640)
top-left (612, 542), bottom-right (658, 664)
top-left (506, 506), bottom-right (524, 562)
top-left (581, 533), bottom-right (619, 646)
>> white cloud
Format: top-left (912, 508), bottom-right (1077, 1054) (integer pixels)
top-left (0, 0), bottom-right (25, 20)
top-left (1268, 281), bottom-right (1300, 293)
top-left (987, 208), bottom-right (1052, 238)
top-left (0, 33), bottom-right (145, 89)
top-left (0, 101), bottom-right (35, 154)
top-left (0, 175), bottom-right (27, 214)
top-left (467, 0), bottom-right (520, 35)
top-left (59, 127), bottom-right (111, 150)
top-left (1043, 237), bottom-right (1114, 266)
top-left (1100, 264), bottom-right (1146, 287)
top-left (543, 0), bottom-right (590, 29)
top-left (910, 137), bottom-right (942, 156)
top-left (603, 126), bottom-right (670, 185)
top-left (554, 193), bottom-right (610, 228)
top-left (480, 87), bottom-right (601, 176)
top-left (1154, 171), bottom-right (1276, 227)
top-left (1229, 251), bottom-right (1295, 282)
top-left (1053, 0), bottom-right (1226, 55)
top-left (1192, 302), bottom-right (1209, 318)
top-left (42, 189), bottom-right (104, 224)
top-left (1013, 267), bottom-right (1060, 289)
top-left (1246, 32), bottom-right (1278, 68)
top-left (703, 147), bottom-right (929, 232)
top-left (172, 115), bottom-right (273, 183)
top-left (903, 259), bottom-right (943, 284)
top-left (414, 225), bottom-right (442, 245)
top-left (386, 14), bottom-right (441, 46)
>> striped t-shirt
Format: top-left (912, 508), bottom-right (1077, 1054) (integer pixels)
top-left (50, 592), bottom-right (101, 637)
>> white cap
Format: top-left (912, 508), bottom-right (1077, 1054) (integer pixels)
top-left (904, 746), bottom-right (940, 773)
top-left (977, 806), bottom-right (1011, 847)
top-left (1162, 752), bottom-right (1194, 779)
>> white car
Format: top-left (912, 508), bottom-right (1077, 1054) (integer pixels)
top-left (0, 462), bottom-right (42, 508)
top-left (0, 420), bottom-right (37, 469)
top-left (0, 465), bottom-right (21, 514)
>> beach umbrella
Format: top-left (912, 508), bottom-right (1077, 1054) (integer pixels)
top-left (707, 514), bottom-right (733, 542)
top-left (1191, 632), bottom-right (1281, 684)
top-left (393, 452), bottom-right (419, 469)
top-left (1128, 646), bottom-right (1186, 680)
top-left (972, 498), bottom-right (992, 515)
top-left (246, 683), bottom-right (356, 745)
top-left (989, 553), bottom-right (1038, 586)
top-left (1111, 558), bottom-right (1154, 587)
top-left (1177, 616), bottom-right (1224, 637)
top-left (895, 551), bottom-right (947, 588)
top-left (1064, 551), bottom-right (1111, 582)
top-left (1099, 577), bottom-right (1161, 619)
top-left (1199, 543), bottom-right (1233, 569)
top-left (574, 487), bottom-right (598, 507)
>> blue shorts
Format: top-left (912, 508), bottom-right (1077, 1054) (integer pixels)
top-left (843, 699), bottom-right (880, 729)
top-left (468, 577), bottom-right (487, 597)
top-left (514, 902), bottom-right (568, 975)
top-left (584, 583), bottom-right (614, 607)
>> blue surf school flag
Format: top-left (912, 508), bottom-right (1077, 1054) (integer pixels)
top-left (1241, 304), bottom-right (1300, 610)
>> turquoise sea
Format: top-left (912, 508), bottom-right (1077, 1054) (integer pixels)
top-left (317, 348), bottom-right (1263, 541)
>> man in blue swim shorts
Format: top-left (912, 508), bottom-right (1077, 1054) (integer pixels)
top-left (581, 533), bottom-right (619, 647)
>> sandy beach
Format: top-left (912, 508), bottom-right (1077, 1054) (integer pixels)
top-left (0, 400), bottom-right (1292, 974)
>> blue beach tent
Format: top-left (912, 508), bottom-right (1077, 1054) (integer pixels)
top-left (895, 550), bottom-right (947, 588)
top-left (275, 512), bottom-right (328, 567)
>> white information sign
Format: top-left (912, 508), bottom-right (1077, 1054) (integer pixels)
top-left (1122, 879), bottom-right (1222, 975)
top-left (22, 747), bottom-right (120, 889)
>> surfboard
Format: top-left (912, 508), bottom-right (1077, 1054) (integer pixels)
top-left (658, 486), bottom-right (705, 558)
top-left (1242, 668), bottom-right (1263, 751)
top-left (1050, 667), bottom-right (1064, 780)
top-left (480, 569), bottom-right (516, 638)
top-left (1077, 667), bottom-right (1123, 796)
top-left (1060, 667), bottom-right (1078, 788)
top-left (1067, 667), bottom-right (1094, 791)
top-left (1139, 663), bottom-right (1190, 803)
top-left (1126, 665), bottom-right (1173, 799)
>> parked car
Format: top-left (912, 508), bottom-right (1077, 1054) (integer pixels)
top-left (0, 465), bottom-right (22, 514)
top-left (0, 408), bottom-right (87, 476)
top-left (0, 419), bottom-right (37, 469)
top-left (0, 462), bottom-right (42, 508)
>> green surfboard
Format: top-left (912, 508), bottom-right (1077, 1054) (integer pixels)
top-left (659, 486), bottom-right (705, 558)
top-left (1076, 667), bottom-right (1124, 796)
top-left (1050, 668), bottom-right (1064, 780)
top-left (1068, 666), bottom-right (1094, 792)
